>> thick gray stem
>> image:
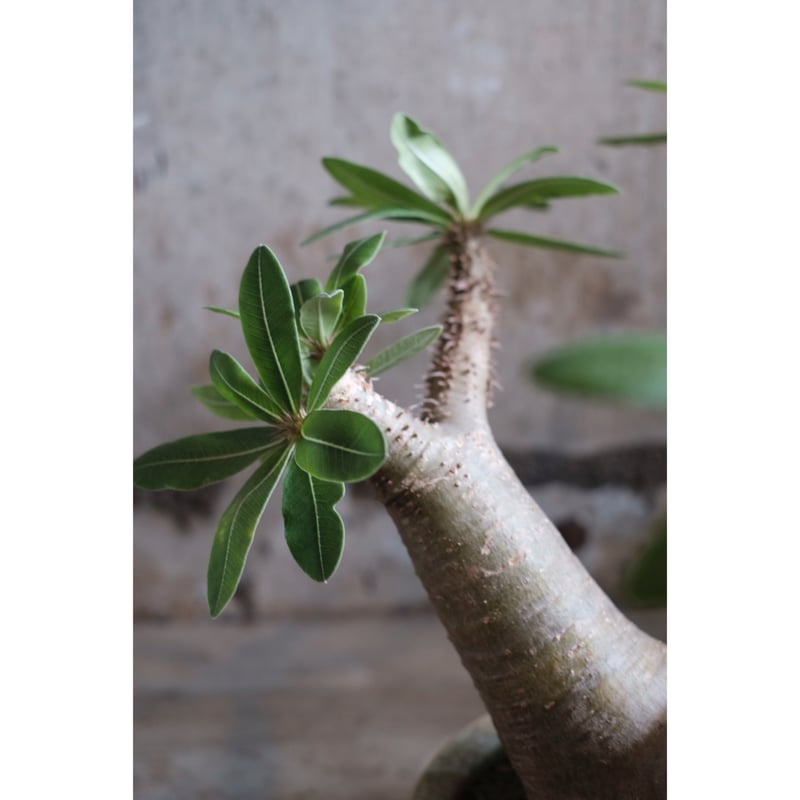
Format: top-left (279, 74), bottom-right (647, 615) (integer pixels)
top-left (329, 373), bottom-right (666, 799)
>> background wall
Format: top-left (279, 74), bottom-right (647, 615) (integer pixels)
top-left (134, 0), bottom-right (666, 621)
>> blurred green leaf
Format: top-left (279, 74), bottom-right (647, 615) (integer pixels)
top-left (364, 325), bottom-right (442, 377)
top-left (209, 350), bottom-right (285, 424)
top-left (385, 232), bottom-right (441, 249)
top-left (377, 307), bottom-right (418, 323)
top-left (321, 157), bottom-right (453, 221)
top-left (326, 231), bottom-right (386, 291)
top-left (532, 332), bottom-right (666, 408)
top-left (338, 274), bottom-right (368, 330)
top-left (239, 246), bottom-right (303, 415)
top-left (624, 518), bottom-right (667, 607)
top-left (134, 427), bottom-right (285, 491)
top-left (302, 206), bottom-right (449, 246)
top-left (207, 444), bottom-right (292, 617)
top-left (390, 114), bottom-right (469, 214)
top-left (300, 291), bottom-right (343, 345)
top-left (487, 228), bottom-right (623, 258)
top-left (471, 146), bottom-right (559, 217)
top-left (306, 315), bottom-right (381, 412)
top-left (191, 384), bottom-right (254, 421)
top-left (282, 460), bottom-right (346, 582)
top-left (204, 306), bottom-right (240, 319)
top-left (627, 79), bottom-right (666, 92)
top-left (598, 133), bottom-right (667, 147)
top-left (480, 176), bottom-right (619, 220)
top-left (295, 409), bottom-right (387, 482)
top-left (405, 244), bottom-right (449, 309)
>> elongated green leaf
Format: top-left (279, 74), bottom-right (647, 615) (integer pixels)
top-left (405, 245), bottom-right (449, 309)
top-left (480, 176), bottom-right (620, 220)
top-left (209, 350), bottom-right (285, 423)
top-left (377, 307), bottom-right (418, 323)
top-left (627, 79), bottom-right (666, 92)
top-left (326, 231), bottom-right (386, 291)
top-left (307, 315), bottom-right (381, 411)
top-left (322, 157), bottom-right (452, 221)
top-left (239, 245), bottom-right (303, 415)
top-left (338, 274), bottom-right (368, 331)
top-left (532, 332), bottom-right (666, 408)
top-left (598, 132), bottom-right (667, 147)
top-left (487, 228), bottom-right (623, 258)
top-left (295, 409), bottom-right (387, 482)
top-left (207, 445), bottom-right (291, 617)
top-left (290, 278), bottom-right (323, 313)
top-left (282, 460), bottom-right (345, 582)
top-left (328, 195), bottom-right (366, 207)
top-left (364, 325), bottom-right (442, 377)
top-left (390, 114), bottom-right (469, 215)
top-left (386, 231), bottom-right (441, 249)
top-left (302, 206), bottom-right (449, 246)
top-left (204, 306), bottom-right (240, 319)
top-left (191, 384), bottom-right (255, 421)
top-left (300, 291), bottom-right (343, 344)
top-left (471, 146), bottom-right (559, 217)
top-left (134, 427), bottom-right (285, 491)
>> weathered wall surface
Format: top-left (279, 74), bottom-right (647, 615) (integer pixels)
top-left (134, 0), bottom-right (666, 620)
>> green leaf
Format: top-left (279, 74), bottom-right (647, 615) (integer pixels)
top-left (624, 518), bottom-right (667, 607)
top-left (486, 228), bottom-right (623, 258)
top-left (598, 133), bottom-right (667, 147)
top-left (471, 146), bottom-right (559, 217)
top-left (479, 176), bottom-right (620, 220)
top-left (627, 79), bottom-right (666, 92)
top-left (207, 444), bottom-right (291, 617)
top-left (209, 350), bottom-right (285, 423)
top-left (238, 245), bottom-right (303, 415)
top-left (300, 291), bottom-right (343, 344)
top-left (328, 195), bottom-right (366, 207)
top-left (405, 245), bottom-right (449, 308)
top-left (282, 460), bottom-right (345, 582)
top-left (295, 409), bottom-right (387, 482)
top-left (302, 206), bottom-right (449, 246)
top-left (322, 157), bottom-right (453, 222)
top-left (134, 427), bottom-right (286, 491)
top-left (191, 385), bottom-right (254, 421)
top-left (290, 278), bottom-right (323, 313)
top-left (204, 306), bottom-right (240, 319)
top-left (377, 307), bottom-right (418, 323)
top-left (326, 231), bottom-right (386, 291)
top-left (306, 315), bottom-right (381, 411)
top-left (364, 325), bottom-right (442, 377)
top-left (390, 114), bottom-right (469, 215)
top-left (338, 274), bottom-right (368, 330)
top-left (386, 232), bottom-right (441, 249)
top-left (532, 332), bottom-right (666, 409)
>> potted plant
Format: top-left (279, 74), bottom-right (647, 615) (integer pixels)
top-left (134, 114), bottom-right (666, 799)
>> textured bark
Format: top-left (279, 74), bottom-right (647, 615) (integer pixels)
top-left (328, 230), bottom-right (666, 798)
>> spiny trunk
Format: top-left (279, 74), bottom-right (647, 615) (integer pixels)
top-left (329, 230), bottom-right (666, 798)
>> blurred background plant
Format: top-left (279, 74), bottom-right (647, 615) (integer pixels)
top-left (531, 79), bottom-right (667, 607)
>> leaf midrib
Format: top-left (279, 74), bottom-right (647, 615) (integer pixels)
top-left (212, 450), bottom-right (288, 610)
top-left (140, 441), bottom-right (280, 469)
top-left (256, 250), bottom-right (297, 414)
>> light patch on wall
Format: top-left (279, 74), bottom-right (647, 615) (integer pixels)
top-left (447, 42), bottom-right (505, 101)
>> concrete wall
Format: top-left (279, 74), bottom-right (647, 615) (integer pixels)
top-left (134, 0), bottom-right (666, 621)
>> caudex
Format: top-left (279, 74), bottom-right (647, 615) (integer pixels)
top-left (134, 114), bottom-right (666, 799)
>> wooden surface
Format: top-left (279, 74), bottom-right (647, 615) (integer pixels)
top-left (135, 613), bottom-right (485, 799)
top-left (135, 610), bottom-right (665, 799)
